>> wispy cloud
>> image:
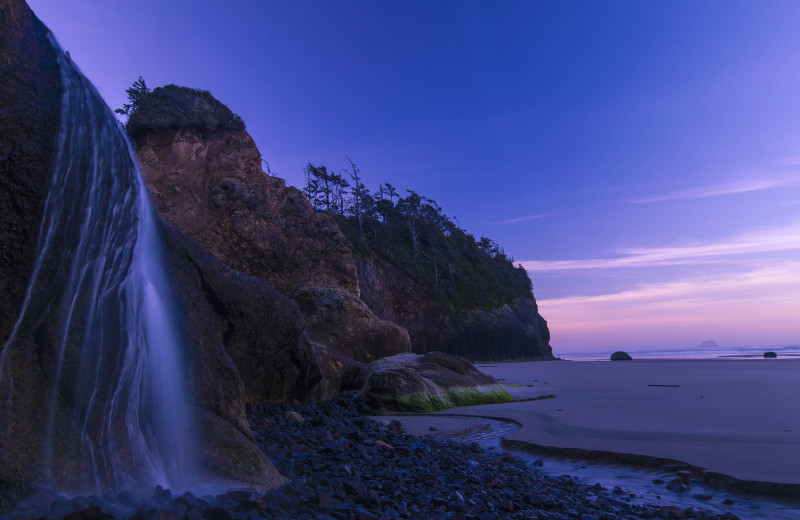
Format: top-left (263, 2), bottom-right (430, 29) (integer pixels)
top-left (538, 261), bottom-right (800, 350)
top-left (497, 213), bottom-right (553, 225)
top-left (521, 222), bottom-right (800, 272)
top-left (629, 173), bottom-right (800, 204)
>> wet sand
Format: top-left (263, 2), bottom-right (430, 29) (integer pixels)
top-left (425, 359), bottom-right (800, 487)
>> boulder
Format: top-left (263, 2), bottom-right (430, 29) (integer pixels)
top-left (763, 351), bottom-right (777, 358)
top-left (666, 477), bottom-right (689, 493)
top-left (307, 344), bottom-right (364, 401)
top-left (610, 351), bottom-right (633, 361)
top-left (293, 287), bottom-right (409, 362)
top-left (360, 352), bottom-right (513, 412)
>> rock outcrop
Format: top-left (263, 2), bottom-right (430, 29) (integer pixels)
top-left (360, 351), bottom-right (513, 412)
top-left (0, 1), bottom-right (283, 492)
top-left (356, 256), bottom-right (553, 362)
top-left (160, 224), bottom-right (323, 406)
top-left (0, 0), bottom-right (61, 349)
top-left (611, 351), bottom-right (633, 361)
top-left (0, 0), bottom-right (64, 487)
top-left (133, 122), bottom-right (410, 364)
top-left (132, 91), bottom-right (551, 365)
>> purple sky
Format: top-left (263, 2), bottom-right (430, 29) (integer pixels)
top-left (28, 1), bottom-right (800, 354)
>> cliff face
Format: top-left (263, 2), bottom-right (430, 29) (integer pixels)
top-left (132, 89), bottom-right (551, 365)
top-left (0, 1), bottom-right (283, 492)
top-left (0, 0), bottom-right (60, 347)
top-left (137, 127), bottom-right (358, 295)
top-left (356, 254), bottom-right (554, 362)
top-left (133, 123), bottom-right (410, 362)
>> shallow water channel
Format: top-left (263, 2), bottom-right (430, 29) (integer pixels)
top-left (380, 415), bottom-right (800, 520)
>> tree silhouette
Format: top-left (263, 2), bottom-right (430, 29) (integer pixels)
top-left (299, 158), bottom-right (533, 310)
top-left (114, 76), bottom-right (150, 118)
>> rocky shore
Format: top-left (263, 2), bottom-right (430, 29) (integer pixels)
top-left (0, 396), bottom-right (741, 520)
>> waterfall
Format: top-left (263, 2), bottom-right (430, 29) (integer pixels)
top-left (0, 38), bottom-right (196, 494)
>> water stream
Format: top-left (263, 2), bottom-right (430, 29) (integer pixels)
top-left (0, 37), bottom-right (195, 495)
top-left (437, 416), bottom-right (800, 520)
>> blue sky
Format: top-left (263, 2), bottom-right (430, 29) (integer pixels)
top-left (29, 1), bottom-right (800, 353)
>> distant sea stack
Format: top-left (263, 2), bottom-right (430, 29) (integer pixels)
top-left (128, 85), bottom-right (554, 364)
top-left (698, 340), bottom-right (719, 350)
top-left (611, 351), bottom-right (632, 361)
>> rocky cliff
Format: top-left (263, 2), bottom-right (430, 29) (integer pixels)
top-left (131, 95), bottom-right (410, 364)
top-left (0, 1), bottom-right (283, 492)
top-left (355, 253), bottom-right (553, 362)
top-left (131, 85), bottom-right (552, 365)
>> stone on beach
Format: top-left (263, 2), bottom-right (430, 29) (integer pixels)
top-left (610, 351), bottom-right (633, 361)
top-left (360, 351), bottom-right (513, 412)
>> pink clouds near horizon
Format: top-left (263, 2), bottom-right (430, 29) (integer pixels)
top-left (524, 223), bottom-right (800, 352)
top-left (536, 262), bottom-right (800, 352)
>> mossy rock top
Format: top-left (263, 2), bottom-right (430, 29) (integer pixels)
top-left (126, 84), bottom-right (244, 136)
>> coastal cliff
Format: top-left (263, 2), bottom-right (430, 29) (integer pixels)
top-left (130, 88), bottom-right (410, 364)
top-left (129, 85), bottom-right (552, 365)
top-left (0, 1), bottom-right (281, 492)
top-left (355, 253), bottom-right (553, 361)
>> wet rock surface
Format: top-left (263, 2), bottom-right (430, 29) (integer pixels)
top-left (360, 351), bottom-right (511, 412)
top-left (0, 396), bottom-right (741, 519)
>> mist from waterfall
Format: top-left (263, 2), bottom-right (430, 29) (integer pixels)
top-left (0, 37), bottom-right (196, 495)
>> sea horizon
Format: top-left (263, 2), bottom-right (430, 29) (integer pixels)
top-left (559, 343), bottom-right (800, 361)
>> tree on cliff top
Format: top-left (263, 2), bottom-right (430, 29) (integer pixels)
top-left (114, 76), bottom-right (150, 119)
top-left (303, 160), bottom-right (533, 312)
top-left (116, 79), bottom-right (245, 136)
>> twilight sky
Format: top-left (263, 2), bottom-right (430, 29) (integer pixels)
top-left (28, 1), bottom-right (800, 354)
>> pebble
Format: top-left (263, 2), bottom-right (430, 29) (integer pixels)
top-left (0, 395), bottom-right (740, 520)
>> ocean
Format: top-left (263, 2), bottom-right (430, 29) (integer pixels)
top-left (560, 344), bottom-right (800, 361)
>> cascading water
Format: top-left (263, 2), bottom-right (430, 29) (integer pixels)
top-left (0, 37), bottom-right (196, 494)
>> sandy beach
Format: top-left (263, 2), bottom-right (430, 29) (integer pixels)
top-left (418, 359), bottom-right (800, 488)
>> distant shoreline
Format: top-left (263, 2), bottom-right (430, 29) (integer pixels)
top-left (554, 346), bottom-right (800, 362)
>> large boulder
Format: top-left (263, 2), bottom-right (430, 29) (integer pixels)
top-left (293, 287), bottom-right (410, 362)
top-left (133, 124), bottom-right (410, 362)
top-left (360, 352), bottom-right (513, 412)
top-left (307, 344), bottom-right (364, 400)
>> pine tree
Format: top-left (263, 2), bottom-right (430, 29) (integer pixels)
top-left (114, 76), bottom-right (150, 118)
